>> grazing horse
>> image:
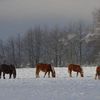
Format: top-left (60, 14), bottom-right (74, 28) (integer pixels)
top-left (36, 63), bottom-right (56, 78)
top-left (68, 64), bottom-right (84, 77)
top-left (95, 66), bottom-right (100, 80)
top-left (0, 64), bottom-right (16, 79)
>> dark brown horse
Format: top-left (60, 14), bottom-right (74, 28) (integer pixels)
top-left (36, 63), bottom-right (56, 78)
top-left (68, 64), bottom-right (84, 77)
top-left (95, 66), bottom-right (100, 80)
top-left (0, 64), bottom-right (16, 79)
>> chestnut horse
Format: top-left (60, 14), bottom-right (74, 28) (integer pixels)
top-left (68, 64), bottom-right (84, 77)
top-left (0, 64), bottom-right (16, 79)
top-left (95, 66), bottom-right (100, 80)
top-left (36, 63), bottom-right (56, 78)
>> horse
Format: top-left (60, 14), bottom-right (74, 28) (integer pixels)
top-left (68, 64), bottom-right (84, 77)
top-left (95, 66), bottom-right (100, 80)
top-left (36, 63), bottom-right (56, 78)
top-left (0, 64), bottom-right (16, 79)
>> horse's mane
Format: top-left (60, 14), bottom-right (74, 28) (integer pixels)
top-left (51, 66), bottom-right (55, 73)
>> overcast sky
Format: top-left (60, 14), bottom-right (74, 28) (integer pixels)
top-left (0, 0), bottom-right (100, 40)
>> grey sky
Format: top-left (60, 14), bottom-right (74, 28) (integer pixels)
top-left (0, 0), bottom-right (100, 40)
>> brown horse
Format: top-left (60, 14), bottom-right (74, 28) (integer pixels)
top-left (0, 64), bottom-right (16, 79)
top-left (36, 63), bottom-right (56, 78)
top-left (68, 64), bottom-right (84, 77)
top-left (95, 66), bottom-right (100, 80)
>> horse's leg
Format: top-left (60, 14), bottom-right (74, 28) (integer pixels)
top-left (76, 72), bottom-right (78, 77)
top-left (44, 71), bottom-right (47, 78)
top-left (0, 71), bottom-right (1, 79)
top-left (36, 73), bottom-right (40, 78)
top-left (36, 69), bottom-right (40, 78)
top-left (9, 73), bottom-right (12, 79)
top-left (98, 75), bottom-right (100, 80)
top-left (95, 73), bottom-right (97, 80)
top-left (3, 72), bottom-right (5, 79)
top-left (48, 71), bottom-right (50, 78)
top-left (69, 71), bottom-right (72, 77)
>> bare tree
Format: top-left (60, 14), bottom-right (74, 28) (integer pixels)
top-left (78, 23), bottom-right (83, 65)
top-left (92, 9), bottom-right (100, 64)
top-left (7, 37), bottom-right (16, 65)
top-left (0, 39), bottom-right (5, 64)
top-left (34, 26), bottom-right (42, 65)
top-left (15, 34), bottom-right (22, 67)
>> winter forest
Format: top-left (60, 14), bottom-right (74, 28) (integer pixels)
top-left (0, 9), bottom-right (100, 68)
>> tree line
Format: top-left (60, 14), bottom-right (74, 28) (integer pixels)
top-left (0, 9), bottom-right (100, 68)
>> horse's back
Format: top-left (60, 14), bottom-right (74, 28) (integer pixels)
top-left (36, 63), bottom-right (51, 72)
top-left (68, 64), bottom-right (82, 72)
top-left (68, 64), bottom-right (80, 69)
top-left (0, 64), bottom-right (16, 73)
top-left (0, 64), bottom-right (10, 73)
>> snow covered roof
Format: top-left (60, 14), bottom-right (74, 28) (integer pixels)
top-left (83, 33), bottom-right (100, 43)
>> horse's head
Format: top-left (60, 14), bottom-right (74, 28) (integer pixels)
top-left (51, 66), bottom-right (56, 78)
top-left (10, 64), bottom-right (16, 79)
top-left (52, 70), bottom-right (56, 78)
top-left (13, 70), bottom-right (16, 79)
top-left (80, 68), bottom-right (84, 77)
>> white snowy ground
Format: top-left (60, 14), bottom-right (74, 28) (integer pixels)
top-left (0, 67), bottom-right (100, 100)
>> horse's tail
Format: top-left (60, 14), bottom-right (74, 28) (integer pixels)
top-left (36, 64), bottom-right (39, 78)
top-left (67, 64), bottom-right (70, 73)
top-left (0, 65), bottom-right (1, 78)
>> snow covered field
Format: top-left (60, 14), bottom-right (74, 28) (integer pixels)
top-left (0, 67), bottom-right (100, 100)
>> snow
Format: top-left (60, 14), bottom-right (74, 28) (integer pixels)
top-left (67, 34), bottom-right (76, 40)
top-left (0, 67), bottom-right (100, 100)
top-left (83, 33), bottom-right (100, 43)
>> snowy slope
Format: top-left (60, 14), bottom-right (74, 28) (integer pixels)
top-left (0, 67), bottom-right (100, 100)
